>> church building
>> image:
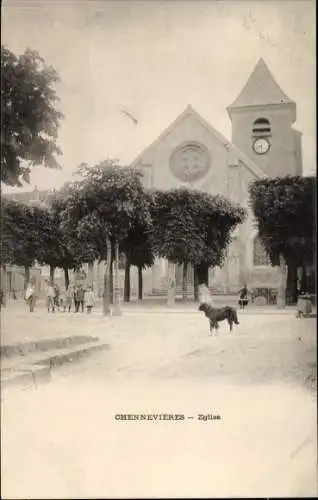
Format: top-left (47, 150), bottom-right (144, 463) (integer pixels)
top-left (3, 59), bottom-right (303, 302)
top-left (125, 58), bottom-right (303, 298)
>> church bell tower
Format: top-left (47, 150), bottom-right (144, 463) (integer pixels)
top-left (227, 58), bottom-right (302, 178)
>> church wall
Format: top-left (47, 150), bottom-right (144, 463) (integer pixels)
top-left (141, 113), bottom-right (229, 194)
top-left (134, 111), bottom-right (282, 296)
top-left (228, 166), bottom-right (281, 292)
top-left (135, 113), bottom-right (242, 295)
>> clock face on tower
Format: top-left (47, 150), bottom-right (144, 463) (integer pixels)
top-left (253, 137), bottom-right (270, 155)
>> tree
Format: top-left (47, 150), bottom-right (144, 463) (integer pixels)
top-left (1, 46), bottom-right (63, 187)
top-left (1, 198), bottom-right (43, 287)
top-left (46, 190), bottom-right (99, 289)
top-left (121, 220), bottom-right (154, 302)
top-left (33, 200), bottom-right (78, 288)
top-left (249, 175), bottom-right (316, 305)
top-left (61, 161), bottom-right (152, 315)
top-left (150, 188), bottom-right (246, 304)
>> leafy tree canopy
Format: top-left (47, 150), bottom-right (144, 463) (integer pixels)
top-left (33, 200), bottom-right (81, 272)
top-left (249, 175), bottom-right (316, 266)
top-left (150, 188), bottom-right (246, 267)
top-left (121, 208), bottom-right (154, 270)
top-left (1, 198), bottom-right (43, 269)
top-left (60, 161), bottom-right (152, 260)
top-left (1, 46), bottom-right (63, 187)
top-left (48, 190), bottom-right (99, 266)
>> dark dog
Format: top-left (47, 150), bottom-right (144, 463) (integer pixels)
top-left (198, 303), bottom-right (239, 334)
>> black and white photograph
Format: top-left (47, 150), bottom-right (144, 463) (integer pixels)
top-left (1, 0), bottom-right (316, 497)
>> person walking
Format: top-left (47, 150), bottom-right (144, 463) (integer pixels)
top-left (66, 284), bottom-right (74, 312)
top-left (84, 286), bottom-right (95, 314)
top-left (45, 281), bottom-right (55, 312)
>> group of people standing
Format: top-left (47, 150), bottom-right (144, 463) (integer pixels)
top-left (44, 282), bottom-right (95, 314)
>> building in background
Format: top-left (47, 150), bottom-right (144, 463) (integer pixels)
top-left (132, 59), bottom-right (303, 298)
top-left (2, 59), bottom-right (305, 302)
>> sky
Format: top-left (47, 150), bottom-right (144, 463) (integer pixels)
top-left (2, 0), bottom-right (316, 192)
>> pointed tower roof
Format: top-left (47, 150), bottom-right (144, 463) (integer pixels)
top-left (227, 59), bottom-right (296, 117)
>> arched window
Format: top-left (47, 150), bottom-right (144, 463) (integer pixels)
top-left (253, 235), bottom-right (271, 266)
top-left (252, 118), bottom-right (271, 137)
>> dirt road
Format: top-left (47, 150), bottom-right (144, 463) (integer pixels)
top-left (1, 311), bottom-right (317, 498)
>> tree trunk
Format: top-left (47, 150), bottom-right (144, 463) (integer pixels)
top-left (138, 265), bottom-right (143, 300)
top-left (24, 266), bottom-right (30, 289)
top-left (203, 264), bottom-right (209, 287)
top-left (109, 251), bottom-right (114, 305)
top-left (103, 239), bottom-right (112, 316)
top-left (49, 266), bottom-right (55, 286)
top-left (167, 261), bottom-right (176, 307)
top-left (124, 259), bottom-right (131, 302)
top-left (194, 265), bottom-right (200, 302)
top-left (196, 262), bottom-right (209, 286)
top-left (64, 268), bottom-right (70, 290)
top-left (1, 264), bottom-right (7, 307)
top-left (112, 242), bottom-right (122, 316)
top-left (182, 261), bottom-right (192, 302)
top-left (87, 261), bottom-right (94, 287)
top-left (182, 261), bottom-right (188, 302)
top-left (286, 263), bottom-right (298, 305)
top-left (299, 265), bottom-right (307, 293)
top-left (276, 254), bottom-right (287, 308)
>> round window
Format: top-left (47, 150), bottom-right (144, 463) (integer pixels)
top-left (170, 142), bottom-right (211, 183)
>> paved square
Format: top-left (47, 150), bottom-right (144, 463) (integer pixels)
top-left (1, 303), bottom-right (317, 498)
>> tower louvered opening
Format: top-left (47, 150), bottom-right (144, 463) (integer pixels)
top-left (252, 118), bottom-right (271, 137)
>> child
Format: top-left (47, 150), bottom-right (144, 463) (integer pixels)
top-left (75, 285), bottom-right (85, 312)
top-left (66, 285), bottom-right (74, 312)
top-left (84, 286), bottom-right (95, 314)
top-left (53, 284), bottom-right (60, 311)
top-left (59, 289), bottom-right (66, 312)
top-left (45, 281), bottom-right (55, 312)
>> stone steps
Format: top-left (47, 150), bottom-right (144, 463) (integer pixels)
top-left (150, 287), bottom-right (193, 297)
top-left (0, 335), bottom-right (99, 359)
top-left (1, 336), bottom-right (110, 391)
top-left (1, 364), bottom-right (51, 390)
